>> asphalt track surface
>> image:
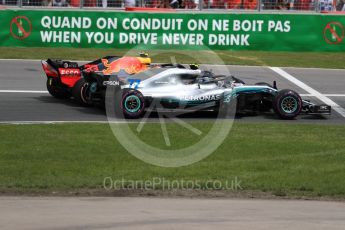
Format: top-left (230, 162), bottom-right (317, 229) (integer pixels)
top-left (1, 197), bottom-right (345, 230)
top-left (0, 59), bottom-right (344, 124)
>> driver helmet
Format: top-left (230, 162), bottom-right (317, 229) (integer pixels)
top-left (199, 70), bottom-right (214, 83)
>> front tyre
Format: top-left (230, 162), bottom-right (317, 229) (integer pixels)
top-left (46, 78), bottom-right (71, 99)
top-left (273, 89), bottom-right (302, 119)
top-left (121, 90), bottom-right (146, 119)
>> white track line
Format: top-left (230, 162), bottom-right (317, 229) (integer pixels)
top-left (0, 121), bottom-right (127, 124)
top-left (270, 67), bottom-right (345, 118)
top-left (1, 59), bottom-right (345, 71)
top-left (323, 94), bottom-right (345, 97)
top-left (0, 90), bottom-right (48, 93)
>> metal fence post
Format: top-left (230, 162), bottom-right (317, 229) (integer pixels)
top-left (315, 0), bottom-right (319, 12)
top-left (199, 0), bottom-right (203, 10)
top-left (17, 0), bottom-right (22, 8)
top-left (257, 0), bottom-right (261, 11)
top-left (80, 0), bottom-right (84, 8)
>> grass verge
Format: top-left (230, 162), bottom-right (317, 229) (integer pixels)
top-left (1, 122), bottom-right (345, 198)
top-left (1, 47), bottom-right (345, 69)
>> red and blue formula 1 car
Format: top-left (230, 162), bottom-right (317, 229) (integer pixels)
top-left (41, 53), bottom-right (151, 105)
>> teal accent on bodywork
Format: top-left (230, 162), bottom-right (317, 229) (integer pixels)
top-left (223, 86), bottom-right (277, 104)
top-left (160, 98), bottom-right (217, 105)
top-left (232, 86), bottom-right (275, 95)
top-left (159, 86), bottom-right (278, 105)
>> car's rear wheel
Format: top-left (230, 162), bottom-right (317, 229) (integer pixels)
top-left (273, 89), bottom-right (302, 119)
top-left (121, 90), bottom-right (146, 118)
top-left (46, 78), bottom-right (71, 99)
top-left (72, 78), bottom-right (92, 106)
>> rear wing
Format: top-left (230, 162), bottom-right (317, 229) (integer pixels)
top-left (41, 59), bottom-right (81, 88)
top-left (41, 59), bottom-right (79, 76)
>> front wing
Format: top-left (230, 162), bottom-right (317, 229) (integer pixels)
top-left (302, 100), bottom-right (331, 115)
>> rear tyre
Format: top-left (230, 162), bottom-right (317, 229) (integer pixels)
top-left (273, 89), bottom-right (302, 119)
top-left (46, 78), bottom-right (71, 99)
top-left (121, 90), bottom-right (146, 119)
top-left (72, 78), bottom-right (92, 106)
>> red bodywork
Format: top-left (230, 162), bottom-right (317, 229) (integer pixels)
top-left (58, 68), bottom-right (81, 88)
top-left (84, 64), bottom-right (99, 73)
top-left (41, 61), bottom-right (58, 78)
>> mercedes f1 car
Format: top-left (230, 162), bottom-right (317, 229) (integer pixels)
top-left (41, 53), bottom-right (151, 105)
top-left (81, 64), bottom-right (331, 119)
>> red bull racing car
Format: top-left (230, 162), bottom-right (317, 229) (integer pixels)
top-left (41, 53), bottom-right (151, 105)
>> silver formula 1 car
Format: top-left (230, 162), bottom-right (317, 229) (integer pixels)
top-left (83, 64), bottom-right (331, 119)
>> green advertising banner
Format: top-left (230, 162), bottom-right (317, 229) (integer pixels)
top-left (0, 9), bottom-right (344, 51)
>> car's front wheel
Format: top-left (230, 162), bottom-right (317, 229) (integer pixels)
top-left (273, 89), bottom-right (302, 119)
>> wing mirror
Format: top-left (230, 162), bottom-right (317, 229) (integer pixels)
top-left (197, 78), bottom-right (203, 89)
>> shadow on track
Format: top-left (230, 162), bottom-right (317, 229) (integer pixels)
top-left (34, 95), bottom-right (333, 123)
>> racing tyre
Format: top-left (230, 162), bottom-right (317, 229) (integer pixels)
top-left (273, 89), bottom-right (302, 119)
top-left (255, 82), bottom-right (273, 88)
top-left (121, 90), bottom-right (146, 119)
top-left (72, 78), bottom-right (92, 106)
top-left (46, 78), bottom-right (71, 99)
